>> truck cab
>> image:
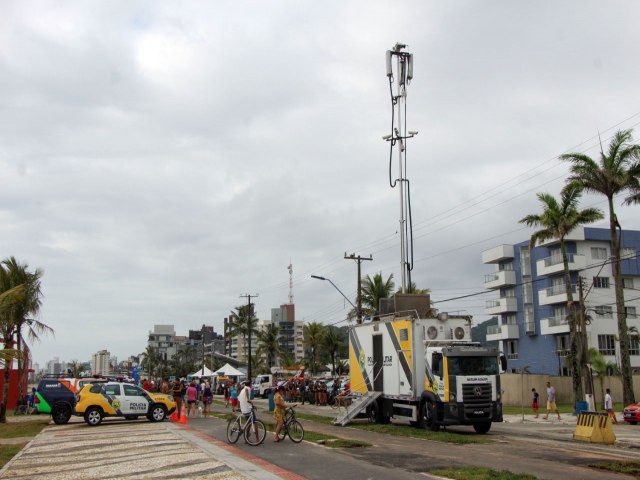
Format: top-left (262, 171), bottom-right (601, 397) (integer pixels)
top-left (253, 374), bottom-right (274, 398)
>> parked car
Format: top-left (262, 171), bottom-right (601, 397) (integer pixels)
top-left (34, 377), bottom-right (76, 425)
top-left (75, 381), bottom-right (176, 426)
top-left (623, 402), bottom-right (640, 425)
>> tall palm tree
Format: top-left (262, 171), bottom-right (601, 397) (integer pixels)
top-left (0, 258), bottom-right (50, 423)
top-left (2, 258), bottom-right (51, 400)
top-left (321, 326), bottom-right (344, 376)
top-left (520, 185), bottom-right (603, 406)
top-left (561, 129), bottom-right (640, 405)
top-left (361, 273), bottom-right (395, 316)
top-left (303, 322), bottom-right (325, 375)
top-left (256, 323), bottom-right (281, 371)
top-left (227, 305), bottom-right (259, 378)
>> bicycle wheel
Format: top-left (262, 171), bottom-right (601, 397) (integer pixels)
top-left (330, 398), bottom-right (341, 410)
top-left (287, 420), bottom-right (304, 443)
top-left (244, 419), bottom-right (266, 446)
top-left (226, 418), bottom-right (242, 444)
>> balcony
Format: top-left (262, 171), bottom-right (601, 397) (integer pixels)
top-left (540, 316), bottom-right (570, 335)
top-left (536, 253), bottom-right (586, 277)
top-left (484, 270), bottom-right (517, 289)
top-left (486, 323), bottom-right (520, 341)
top-left (485, 297), bottom-right (518, 315)
top-left (482, 245), bottom-right (515, 264)
top-left (538, 284), bottom-right (576, 305)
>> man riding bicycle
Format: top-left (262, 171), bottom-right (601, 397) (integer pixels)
top-left (238, 380), bottom-right (259, 443)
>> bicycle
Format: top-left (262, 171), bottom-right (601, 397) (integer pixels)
top-left (277, 405), bottom-right (304, 443)
top-left (226, 407), bottom-right (266, 446)
top-left (330, 392), bottom-right (352, 411)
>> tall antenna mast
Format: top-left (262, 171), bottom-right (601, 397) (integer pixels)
top-left (288, 262), bottom-right (294, 304)
top-left (384, 42), bottom-right (417, 294)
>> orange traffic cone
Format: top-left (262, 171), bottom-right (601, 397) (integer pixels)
top-left (178, 404), bottom-right (188, 424)
top-left (170, 409), bottom-right (179, 422)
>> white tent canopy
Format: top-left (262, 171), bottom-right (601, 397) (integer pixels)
top-left (213, 363), bottom-right (245, 377)
top-left (188, 366), bottom-right (216, 378)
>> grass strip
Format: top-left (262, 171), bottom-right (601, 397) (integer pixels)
top-left (0, 444), bottom-right (26, 468)
top-left (431, 467), bottom-right (538, 479)
top-left (350, 422), bottom-right (492, 444)
top-left (589, 461), bottom-right (640, 477)
top-left (0, 420), bottom-right (48, 439)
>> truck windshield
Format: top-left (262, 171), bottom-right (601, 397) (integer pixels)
top-left (448, 357), bottom-right (499, 376)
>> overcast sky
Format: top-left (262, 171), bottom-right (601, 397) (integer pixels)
top-left (2, 1), bottom-right (640, 367)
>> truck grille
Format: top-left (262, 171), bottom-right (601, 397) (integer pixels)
top-left (462, 383), bottom-right (492, 418)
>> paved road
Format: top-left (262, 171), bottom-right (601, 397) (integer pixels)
top-left (3, 399), bottom-right (640, 480)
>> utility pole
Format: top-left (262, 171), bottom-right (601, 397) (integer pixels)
top-left (240, 293), bottom-right (258, 382)
top-left (578, 277), bottom-right (595, 400)
top-left (345, 253), bottom-right (373, 324)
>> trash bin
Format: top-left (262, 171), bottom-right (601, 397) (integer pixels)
top-left (268, 392), bottom-right (275, 412)
top-left (576, 400), bottom-right (589, 413)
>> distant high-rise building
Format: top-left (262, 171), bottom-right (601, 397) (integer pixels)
top-left (91, 350), bottom-right (111, 375)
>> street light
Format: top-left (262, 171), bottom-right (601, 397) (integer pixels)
top-left (310, 275), bottom-right (358, 320)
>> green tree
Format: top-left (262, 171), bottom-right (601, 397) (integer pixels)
top-left (321, 326), bottom-right (344, 376)
top-left (227, 305), bottom-right (259, 367)
top-left (520, 185), bottom-right (603, 406)
top-left (256, 323), bottom-right (281, 372)
top-left (561, 129), bottom-right (640, 405)
top-left (141, 346), bottom-right (162, 380)
top-left (361, 273), bottom-right (395, 316)
top-left (303, 322), bottom-right (325, 375)
top-left (0, 258), bottom-right (51, 423)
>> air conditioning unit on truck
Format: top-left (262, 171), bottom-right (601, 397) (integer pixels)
top-left (348, 309), bottom-right (507, 434)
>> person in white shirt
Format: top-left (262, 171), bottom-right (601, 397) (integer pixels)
top-left (604, 388), bottom-right (618, 424)
top-left (238, 381), bottom-right (260, 443)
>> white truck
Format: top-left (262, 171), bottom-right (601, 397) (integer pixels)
top-left (252, 374), bottom-right (274, 398)
top-left (348, 304), bottom-right (506, 433)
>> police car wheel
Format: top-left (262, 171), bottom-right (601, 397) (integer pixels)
top-left (149, 405), bottom-right (166, 422)
top-left (85, 407), bottom-right (103, 426)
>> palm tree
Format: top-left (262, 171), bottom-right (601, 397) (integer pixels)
top-left (256, 323), bottom-right (281, 371)
top-left (321, 326), bottom-right (344, 376)
top-left (561, 129), bottom-right (640, 405)
top-left (303, 322), bottom-right (325, 375)
top-left (279, 350), bottom-right (295, 369)
top-left (520, 185), bottom-right (604, 406)
top-left (0, 258), bottom-right (50, 423)
top-left (227, 305), bottom-right (259, 377)
top-left (361, 273), bottom-right (395, 316)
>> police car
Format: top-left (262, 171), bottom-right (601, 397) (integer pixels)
top-left (74, 382), bottom-right (176, 426)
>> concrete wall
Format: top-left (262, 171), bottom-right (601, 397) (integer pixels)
top-left (500, 373), bottom-right (640, 407)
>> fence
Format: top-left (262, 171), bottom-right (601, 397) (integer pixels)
top-left (500, 373), bottom-right (640, 407)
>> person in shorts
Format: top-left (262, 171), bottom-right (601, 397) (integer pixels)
top-left (531, 388), bottom-right (539, 418)
top-left (186, 381), bottom-right (198, 417)
top-left (202, 379), bottom-right (213, 417)
top-left (543, 381), bottom-right (561, 420)
top-left (230, 382), bottom-right (239, 412)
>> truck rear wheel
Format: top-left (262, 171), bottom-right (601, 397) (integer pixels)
top-left (367, 402), bottom-right (380, 424)
top-left (473, 422), bottom-right (491, 434)
top-left (421, 401), bottom-right (439, 432)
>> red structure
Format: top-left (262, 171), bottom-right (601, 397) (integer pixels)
top-left (0, 369), bottom-right (30, 409)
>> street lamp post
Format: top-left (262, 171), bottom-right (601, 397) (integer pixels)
top-left (310, 275), bottom-right (358, 320)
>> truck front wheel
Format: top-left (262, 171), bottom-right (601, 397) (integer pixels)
top-left (473, 422), bottom-right (491, 434)
top-left (421, 401), bottom-right (439, 432)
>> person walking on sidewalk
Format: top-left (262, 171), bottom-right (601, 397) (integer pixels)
top-left (604, 388), bottom-right (618, 424)
top-left (543, 381), bottom-right (561, 420)
top-left (531, 388), bottom-right (539, 418)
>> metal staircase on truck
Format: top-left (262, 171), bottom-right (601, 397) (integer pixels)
top-left (333, 391), bottom-right (382, 426)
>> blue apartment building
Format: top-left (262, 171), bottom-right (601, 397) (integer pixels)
top-left (482, 226), bottom-right (640, 375)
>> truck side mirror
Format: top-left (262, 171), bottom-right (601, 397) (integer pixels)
top-left (499, 353), bottom-right (507, 373)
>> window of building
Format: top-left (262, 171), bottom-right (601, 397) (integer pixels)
top-left (593, 277), bottom-right (610, 289)
top-left (591, 247), bottom-right (608, 260)
top-left (504, 288), bottom-right (516, 298)
top-left (506, 340), bottom-right (518, 360)
top-left (556, 335), bottom-right (569, 356)
top-left (622, 247), bottom-right (637, 260)
top-left (505, 314), bottom-right (517, 325)
top-left (501, 261), bottom-right (514, 271)
top-left (630, 336), bottom-right (639, 356)
top-left (553, 305), bottom-right (567, 323)
top-left (625, 306), bottom-right (637, 319)
top-left (598, 335), bottom-right (616, 356)
top-left (594, 305), bottom-right (613, 318)
top-left (623, 277), bottom-right (635, 289)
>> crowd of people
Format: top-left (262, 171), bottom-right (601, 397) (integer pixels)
top-left (137, 377), bottom-right (214, 417)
